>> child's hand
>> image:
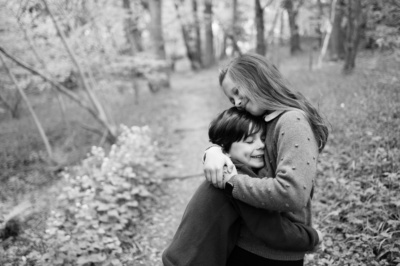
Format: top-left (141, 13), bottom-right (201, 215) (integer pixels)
top-left (204, 147), bottom-right (234, 189)
top-left (308, 229), bottom-right (324, 254)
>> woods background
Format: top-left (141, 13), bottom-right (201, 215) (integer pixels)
top-left (0, 0), bottom-right (399, 265)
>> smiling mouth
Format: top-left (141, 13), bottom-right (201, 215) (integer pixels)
top-left (251, 155), bottom-right (263, 159)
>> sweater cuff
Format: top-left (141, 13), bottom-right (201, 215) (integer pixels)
top-left (202, 144), bottom-right (222, 164)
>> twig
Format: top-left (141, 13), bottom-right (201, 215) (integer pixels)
top-left (0, 54), bottom-right (54, 160)
top-left (0, 45), bottom-right (112, 135)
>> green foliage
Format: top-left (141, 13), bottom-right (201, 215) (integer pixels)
top-left (41, 125), bottom-right (160, 266)
top-left (305, 57), bottom-right (400, 265)
top-left (366, 0), bottom-right (400, 50)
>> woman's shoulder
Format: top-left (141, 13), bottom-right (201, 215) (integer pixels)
top-left (276, 109), bottom-right (307, 125)
top-left (272, 109), bottom-right (312, 136)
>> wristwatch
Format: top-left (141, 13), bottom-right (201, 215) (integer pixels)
top-left (224, 181), bottom-right (234, 196)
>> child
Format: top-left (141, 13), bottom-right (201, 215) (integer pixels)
top-left (204, 53), bottom-right (329, 265)
top-left (162, 107), bottom-right (320, 266)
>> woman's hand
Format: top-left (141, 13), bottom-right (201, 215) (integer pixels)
top-left (223, 165), bottom-right (238, 185)
top-left (203, 146), bottom-right (234, 189)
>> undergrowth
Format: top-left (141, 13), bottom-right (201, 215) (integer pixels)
top-left (1, 125), bottom-right (162, 266)
top-left (305, 53), bottom-right (400, 266)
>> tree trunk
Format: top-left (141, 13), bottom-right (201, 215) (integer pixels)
top-left (192, 0), bottom-right (202, 66)
top-left (329, 0), bottom-right (346, 60)
top-left (287, 11), bottom-right (301, 53)
top-left (255, 0), bottom-right (266, 55)
top-left (279, 9), bottom-right (285, 45)
top-left (284, 0), bottom-right (304, 54)
top-left (229, 0), bottom-right (242, 56)
top-left (175, 1), bottom-right (201, 70)
top-left (343, 0), bottom-right (362, 74)
top-left (203, 0), bottom-right (215, 67)
top-left (123, 0), bottom-right (143, 54)
top-left (220, 33), bottom-right (227, 59)
top-left (318, 0), bottom-right (337, 67)
top-left (267, 9), bottom-right (281, 44)
top-left (0, 54), bottom-right (53, 160)
top-left (316, 0), bottom-right (324, 47)
top-left (148, 0), bottom-right (166, 59)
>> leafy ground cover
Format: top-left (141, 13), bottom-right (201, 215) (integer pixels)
top-left (1, 49), bottom-right (399, 265)
top-left (289, 51), bottom-right (400, 266)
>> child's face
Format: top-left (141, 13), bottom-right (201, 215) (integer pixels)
top-left (228, 130), bottom-right (265, 169)
top-left (222, 75), bottom-right (265, 116)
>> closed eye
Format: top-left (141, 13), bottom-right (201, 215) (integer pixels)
top-left (244, 136), bottom-right (254, 143)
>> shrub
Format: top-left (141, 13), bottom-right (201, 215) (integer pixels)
top-left (41, 125), bottom-right (160, 266)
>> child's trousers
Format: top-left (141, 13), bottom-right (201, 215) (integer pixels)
top-left (162, 180), bottom-right (318, 266)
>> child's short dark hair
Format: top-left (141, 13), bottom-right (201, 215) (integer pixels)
top-left (208, 107), bottom-right (266, 153)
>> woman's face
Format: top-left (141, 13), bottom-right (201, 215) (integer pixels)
top-left (221, 75), bottom-right (265, 116)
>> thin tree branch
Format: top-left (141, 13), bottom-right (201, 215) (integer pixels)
top-left (42, 0), bottom-right (115, 139)
top-left (261, 0), bottom-right (274, 10)
top-left (0, 45), bottom-right (107, 130)
top-left (0, 53), bottom-right (53, 160)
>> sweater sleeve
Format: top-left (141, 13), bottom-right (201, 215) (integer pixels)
top-left (230, 111), bottom-right (319, 213)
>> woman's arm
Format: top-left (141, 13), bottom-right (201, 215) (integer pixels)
top-left (228, 111), bottom-right (319, 213)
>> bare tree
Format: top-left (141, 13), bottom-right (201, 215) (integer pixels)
top-left (266, 8), bottom-right (281, 44)
top-left (12, 4), bottom-right (67, 120)
top-left (282, 0), bottom-right (305, 54)
top-left (148, 0), bottom-right (166, 59)
top-left (279, 8), bottom-right (285, 45)
top-left (318, 0), bottom-right (337, 67)
top-left (174, 0), bottom-right (202, 70)
top-left (203, 0), bottom-right (215, 67)
top-left (329, 0), bottom-right (346, 60)
top-left (343, 0), bottom-right (363, 73)
top-left (223, 0), bottom-right (242, 57)
top-left (255, 0), bottom-right (266, 55)
top-left (123, 0), bottom-right (143, 54)
top-left (42, 0), bottom-right (116, 140)
top-left (192, 0), bottom-right (202, 65)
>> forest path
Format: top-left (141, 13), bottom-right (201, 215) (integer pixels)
top-left (136, 66), bottom-right (230, 266)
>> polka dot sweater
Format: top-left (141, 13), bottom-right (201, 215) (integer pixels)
top-left (230, 110), bottom-right (319, 261)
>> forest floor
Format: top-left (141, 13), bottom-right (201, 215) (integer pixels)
top-left (1, 48), bottom-right (399, 266)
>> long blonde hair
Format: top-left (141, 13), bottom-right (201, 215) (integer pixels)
top-left (219, 53), bottom-right (329, 151)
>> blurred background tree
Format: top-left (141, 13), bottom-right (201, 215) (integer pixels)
top-left (0, 0), bottom-right (399, 165)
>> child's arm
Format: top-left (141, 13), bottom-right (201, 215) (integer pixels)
top-left (228, 164), bottom-right (319, 252)
top-left (231, 199), bottom-right (320, 251)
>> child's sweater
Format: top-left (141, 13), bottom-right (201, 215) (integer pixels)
top-left (229, 110), bottom-right (319, 261)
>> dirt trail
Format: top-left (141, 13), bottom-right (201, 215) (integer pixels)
top-left (136, 67), bottom-right (230, 265)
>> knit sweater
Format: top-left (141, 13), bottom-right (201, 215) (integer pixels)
top-left (229, 110), bottom-right (319, 261)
